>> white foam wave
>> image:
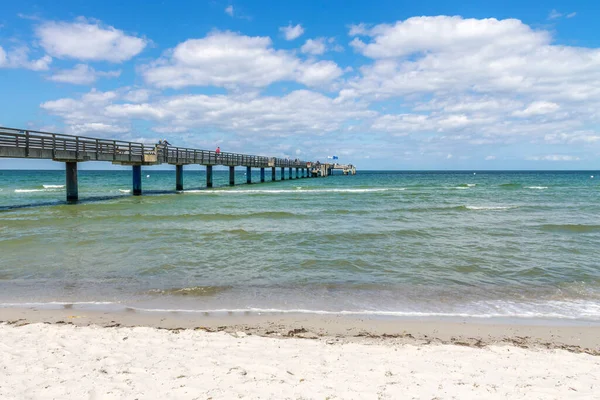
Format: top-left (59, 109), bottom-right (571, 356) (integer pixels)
top-left (466, 183), bottom-right (477, 187)
top-left (119, 189), bottom-right (131, 193)
top-left (185, 188), bottom-right (406, 194)
top-left (14, 189), bottom-right (55, 193)
top-left (453, 187), bottom-right (470, 190)
top-left (526, 186), bottom-right (548, 190)
top-left (2, 302), bottom-right (598, 321)
top-left (466, 206), bottom-right (516, 211)
top-left (43, 184), bottom-right (65, 189)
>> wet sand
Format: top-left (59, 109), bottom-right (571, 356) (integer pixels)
top-left (2, 306), bottom-right (599, 354)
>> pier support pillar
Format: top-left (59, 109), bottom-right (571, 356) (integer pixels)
top-left (65, 161), bottom-right (78, 202)
top-left (229, 166), bottom-right (235, 186)
top-left (281, 167), bottom-right (285, 180)
top-left (176, 165), bottom-right (184, 191)
top-left (260, 167), bottom-right (265, 182)
top-left (296, 168), bottom-right (299, 179)
top-left (206, 165), bottom-right (213, 188)
top-left (272, 167), bottom-right (276, 181)
top-left (289, 167), bottom-right (293, 180)
top-left (246, 166), bottom-right (252, 184)
top-left (132, 165), bottom-right (142, 196)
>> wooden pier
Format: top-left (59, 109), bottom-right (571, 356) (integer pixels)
top-left (0, 127), bottom-right (356, 202)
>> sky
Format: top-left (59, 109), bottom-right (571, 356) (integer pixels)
top-left (1, 0), bottom-right (600, 170)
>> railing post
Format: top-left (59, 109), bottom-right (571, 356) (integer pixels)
top-left (129, 142), bottom-right (132, 162)
top-left (75, 136), bottom-right (79, 160)
top-left (113, 140), bottom-right (116, 161)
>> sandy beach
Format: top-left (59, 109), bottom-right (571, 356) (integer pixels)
top-left (1, 309), bottom-right (599, 399)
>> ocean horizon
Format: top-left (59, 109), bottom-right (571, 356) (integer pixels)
top-left (1, 169), bottom-right (599, 323)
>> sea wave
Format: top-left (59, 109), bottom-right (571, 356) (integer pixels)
top-left (118, 189), bottom-right (131, 193)
top-left (465, 206), bottom-right (517, 211)
top-left (540, 224), bottom-right (600, 233)
top-left (43, 184), bottom-right (65, 189)
top-left (526, 186), bottom-right (548, 190)
top-left (2, 302), bottom-right (599, 321)
top-left (14, 188), bottom-right (59, 193)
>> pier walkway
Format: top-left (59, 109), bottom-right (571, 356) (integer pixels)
top-left (0, 127), bottom-right (354, 202)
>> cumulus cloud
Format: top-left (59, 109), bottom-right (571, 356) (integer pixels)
top-left (48, 64), bottom-right (121, 85)
top-left (36, 17), bottom-right (147, 62)
top-left (225, 6), bottom-right (234, 16)
top-left (0, 45), bottom-right (52, 70)
top-left (142, 31), bottom-right (343, 89)
top-left (40, 88), bottom-right (375, 138)
top-left (280, 23), bottom-right (304, 40)
top-left (301, 38), bottom-right (326, 55)
top-left (346, 15), bottom-right (600, 150)
top-left (513, 101), bottom-right (559, 117)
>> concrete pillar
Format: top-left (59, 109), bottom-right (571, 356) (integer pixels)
top-left (65, 161), bottom-right (78, 202)
top-left (229, 166), bottom-right (235, 186)
top-left (260, 167), bottom-right (265, 183)
top-left (296, 168), bottom-right (299, 179)
top-left (132, 165), bottom-right (142, 196)
top-left (289, 167), bottom-right (293, 180)
top-left (176, 165), bottom-right (184, 191)
top-left (206, 165), bottom-right (213, 188)
top-left (272, 167), bottom-right (276, 181)
top-left (281, 167), bottom-right (285, 180)
top-left (246, 166), bottom-right (251, 184)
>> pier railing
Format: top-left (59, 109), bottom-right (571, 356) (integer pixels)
top-left (0, 126), bottom-right (308, 168)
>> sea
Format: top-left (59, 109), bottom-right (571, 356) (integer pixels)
top-left (1, 169), bottom-right (599, 323)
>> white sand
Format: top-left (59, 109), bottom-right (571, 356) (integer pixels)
top-left (1, 324), bottom-right (599, 399)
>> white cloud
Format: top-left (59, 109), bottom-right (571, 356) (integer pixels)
top-left (225, 6), bottom-right (234, 16)
top-left (280, 23), bottom-right (304, 40)
top-left (142, 31), bottom-right (343, 89)
top-left (513, 101), bottom-right (559, 117)
top-left (548, 10), bottom-right (563, 20)
top-left (567, 12), bottom-right (577, 18)
top-left (40, 88), bottom-right (375, 139)
top-left (301, 38), bottom-right (326, 55)
top-left (485, 155), bottom-right (496, 160)
top-left (36, 17), bottom-right (147, 62)
top-left (343, 15), bottom-right (600, 150)
top-left (0, 47), bottom-right (6, 66)
top-left (0, 45), bottom-right (52, 70)
top-left (123, 89), bottom-right (153, 103)
top-left (48, 64), bottom-right (121, 85)
top-left (349, 23), bottom-right (369, 36)
top-left (527, 155), bottom-right (580, 161)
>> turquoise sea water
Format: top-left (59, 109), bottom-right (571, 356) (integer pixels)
top-left (1, 169), bottom-right (600, 322)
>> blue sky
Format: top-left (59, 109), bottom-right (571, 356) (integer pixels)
top-left (1, 0), bottom-right (600, 170)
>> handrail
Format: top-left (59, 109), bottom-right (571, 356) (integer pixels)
top-left (0, 126), bottom-right (311, 167)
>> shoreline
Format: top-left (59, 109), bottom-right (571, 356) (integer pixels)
top-left (2, 306), bottom-right (599, 355)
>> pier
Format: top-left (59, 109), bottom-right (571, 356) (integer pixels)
top-left (0, 127), bottom-right (355, 202)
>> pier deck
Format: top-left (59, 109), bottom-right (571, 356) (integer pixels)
top-left (0, 126), bottom-right (356, 202)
